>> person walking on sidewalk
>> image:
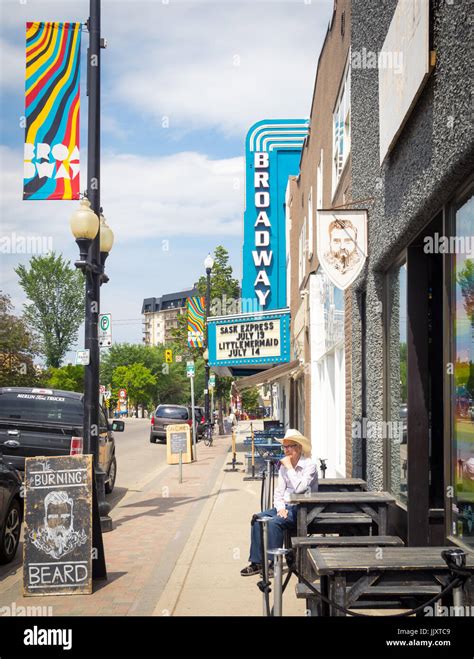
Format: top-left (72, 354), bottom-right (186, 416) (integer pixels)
top-left (240, 429), bottom-right (318, 576)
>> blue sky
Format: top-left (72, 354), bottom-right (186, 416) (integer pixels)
top-left (0, 0), bottom-right (333, 357)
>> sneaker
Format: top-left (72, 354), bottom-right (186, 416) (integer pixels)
top-left (240, 563), bottom-right (261, 577)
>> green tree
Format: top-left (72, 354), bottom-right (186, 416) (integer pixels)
top-left (46, 364), bottom-right (84, 392)
top-left (0, 292), bottom-right (41, 386)
top-left (457, 259), bottom-right (474, 396)
top-left (15, 253), bottom-right (85, 368)
top-left (241, 386), bottom-right (261, 414)
top-left (196, 246), bottom-right (240, 433)
top-left (111, 363), bottom-right (157, 411)
top-left (100, 343), bottom-right (203, 407)
top-left (196, 245), bottom-right (240, 316)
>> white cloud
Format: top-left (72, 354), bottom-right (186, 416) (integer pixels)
top-left (0, 38), bottom-right (25, 89)
top-left (0, 145), bottom-right (245, 240)
top-left (109, 2), bottom-right (332, 135)
top-left (1, 0), bottom-right (333, 136)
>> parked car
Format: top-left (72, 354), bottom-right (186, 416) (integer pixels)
top-left (0, 387), bottom-right (124, 494)
top-left (150, 404), bottom-right (202, 443)
top-left (0, 452), bottom-right (23, 564)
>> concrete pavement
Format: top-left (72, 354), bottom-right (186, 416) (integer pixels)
top-left (153, 422), bottom-right (306, 617)
top-left (0, 420), bottom-right (305, 617)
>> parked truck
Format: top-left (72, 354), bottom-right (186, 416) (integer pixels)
top-left (0, 387), bottom-right (123, 494)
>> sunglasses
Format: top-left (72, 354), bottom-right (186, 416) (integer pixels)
top-left (283, 443), bottom-right (299, 449)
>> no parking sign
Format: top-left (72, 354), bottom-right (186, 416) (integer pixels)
top-left (99, 314), bottom-right (112, 347)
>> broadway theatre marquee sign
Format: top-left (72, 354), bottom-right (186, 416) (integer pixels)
top-left (208, 310), bottom-right (290, 367)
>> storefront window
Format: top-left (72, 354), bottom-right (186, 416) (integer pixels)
top-left (387, 262), bottom-right (408, 504)
top-left (453, 193), bottom-right (474, 547)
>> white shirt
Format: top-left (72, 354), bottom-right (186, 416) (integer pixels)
top-left (273, 456), bottom-right (318, 510)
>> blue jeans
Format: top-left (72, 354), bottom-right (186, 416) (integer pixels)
top-left (248, 506), bottom-right (297, 564)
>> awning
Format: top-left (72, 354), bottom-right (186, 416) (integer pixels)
top-left (234, 359), bottom-right (301, 391)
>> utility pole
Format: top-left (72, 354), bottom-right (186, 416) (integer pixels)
top-left (84, 0), bottom-right (111, 531)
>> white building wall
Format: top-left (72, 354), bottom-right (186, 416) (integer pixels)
top-left (310, 273), bottom-right (346, 477)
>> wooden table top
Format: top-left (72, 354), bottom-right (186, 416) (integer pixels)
top-left (308, 547), bottom-right (474, 575)
top-left (289, 491), bottom-right (396, 504)
top-left (318, 479), bottom-right (367, 488)
top-left (292, 535), bottom-right (404, 547)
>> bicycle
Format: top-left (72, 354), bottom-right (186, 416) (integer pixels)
top-left (203, 421), bottom-right (214, 447)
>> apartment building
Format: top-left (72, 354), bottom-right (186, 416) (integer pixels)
top-left (141, 287), bottom-right (198, 346)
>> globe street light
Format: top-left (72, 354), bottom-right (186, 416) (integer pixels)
top-left (70, 198), bottom-right (113, 534)
top-left (204, 253), bottom-right (214, 425)
top-left (99, 211), bottom-right (114, 284)
top-left (70, 198), bottom-right (99, 265)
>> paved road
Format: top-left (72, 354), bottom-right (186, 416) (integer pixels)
top-left (0, 419), bottom-right (166, 581)
top-left (0, 418), bottom-right (227, 616)
top-left (108, 418), bottom-right (167, 510)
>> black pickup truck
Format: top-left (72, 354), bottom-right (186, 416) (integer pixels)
top-left (0, 387), bottom-right (123, 494)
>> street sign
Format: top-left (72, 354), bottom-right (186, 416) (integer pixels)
top-left (186, 361), bottom-right (195, 378)
top-left (119, 388), bottom-right (127, 399)
top-left (175, 355), bottom-right (182, 363)
top-left (99, 313), bottom-right (112, 348)
top-left (209, 373), bottom-right (216, 388)
top-left (104, 390), bottom-right (111, 400)
top-left (166, 424), bottom-right (192, 465)
top-left (76, 349), bottom-right (90, 366)
top-left (165, 349), bottom-right (173, 364)
top-left (99, 385), bottom-right (106, 394)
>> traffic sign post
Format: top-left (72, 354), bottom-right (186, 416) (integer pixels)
top-left (76, 349), bottom-right (90, 366)
top-left (186, 361), bottom-right (196, 460)
top-left (99, 314), bottom-right (112, 348)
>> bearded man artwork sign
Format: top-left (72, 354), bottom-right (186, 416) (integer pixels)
top-left (23, 455), bottom-right (93, 596)
top-left (316, 210), bottom-right (368, 290)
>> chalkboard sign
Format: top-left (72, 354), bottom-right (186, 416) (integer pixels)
top-left (166, 424), bottom-right (192, 464)
top-left (170, 431), bottom-right (188, 454)
top-left (23, 455), bottom-right (93, 597)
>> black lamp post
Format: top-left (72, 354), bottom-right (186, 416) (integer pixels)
top-left (69, 0), bottom-right (112, 533)
top-left (204, 253), bottom-right (214, 424)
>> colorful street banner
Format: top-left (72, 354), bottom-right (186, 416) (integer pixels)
top-left (187, 296), bottom-right (205, 348)
top-left (23, 22), bottom-right (82, 200)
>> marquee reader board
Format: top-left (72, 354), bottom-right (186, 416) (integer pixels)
top-left (166, 424), bottom-right (193, 465)
top-left (207, 309), bottom-right (290, 367)
top-left (23, 455), bottom-right (93, 597)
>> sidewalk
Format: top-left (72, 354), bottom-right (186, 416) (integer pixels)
top-left (153, 423), bottom-right (306, 617)
top-left (0, 423), bottom-right (304, 617)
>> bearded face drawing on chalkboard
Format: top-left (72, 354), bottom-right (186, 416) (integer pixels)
top-left (29, 491), bottom-right (87, 560)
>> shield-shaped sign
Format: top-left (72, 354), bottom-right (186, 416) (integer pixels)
top-left (316, 210), bottom-right (368, 290)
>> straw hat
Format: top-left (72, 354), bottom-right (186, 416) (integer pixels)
top-left (276, 429), bottom-right (312, 457)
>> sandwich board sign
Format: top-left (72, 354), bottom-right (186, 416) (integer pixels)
top-left (99, 313), bottom-right (112, 348)
top-left (166, 424), bottom-right (192, 465)
top-left (23, 455), bottom-right (93, 596)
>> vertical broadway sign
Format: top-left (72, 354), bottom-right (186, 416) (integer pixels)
top-left (253, 151), bottom-right (273, 307)
top-left (23, 22), bottom-right (82, 200)
top-left (242, 120), bottom-right (309, 311)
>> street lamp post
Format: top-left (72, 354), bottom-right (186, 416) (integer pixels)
top-left (204, 253), bottom-right (214, 424)
top-left (69, 0), bottom-right (112, 533)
